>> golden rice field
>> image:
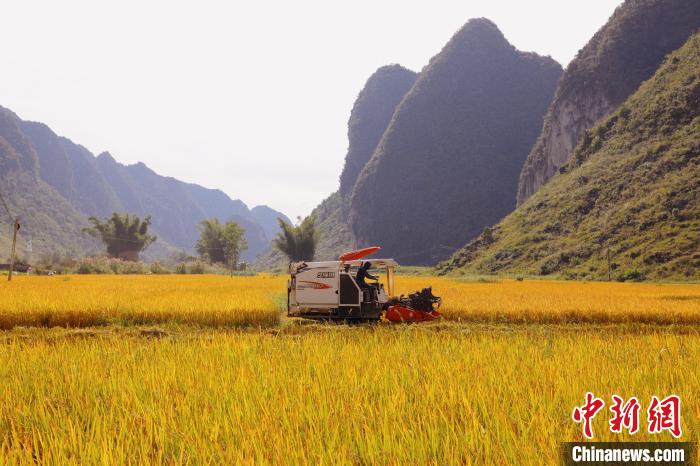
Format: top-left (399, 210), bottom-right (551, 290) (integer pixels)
top-left (0, 275), bottom-right (283, 329)
top-left (1, 326), bottom-right (698, 464)
top-left (0, 274), bottom-right (699, 329)
top-left (1, 274), bottom-right (700, 464)
top-left (423, 278), bottom-right (700, 325)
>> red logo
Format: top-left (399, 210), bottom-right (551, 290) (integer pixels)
top-left (572, 392), bottom-right (605, 438)
top-left (299, 281), bottom-right (332, 290)
top-left (572, 393), bottom-right (682, 438)
top-left (609, 395), bottom-right (641, 435)
top-left (648, 395), bottom-right (682, 438)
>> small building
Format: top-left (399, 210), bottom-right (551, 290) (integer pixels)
top-left (0, 263), bottom-right (31, 273)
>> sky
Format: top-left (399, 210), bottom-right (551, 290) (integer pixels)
top-left (1, 0), bottom-right (623, 220)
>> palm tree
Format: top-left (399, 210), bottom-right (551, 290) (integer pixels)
top-left (273, 216), bottom-right (319, 262)
top-left (195, 218), bottom-right (247, 268)
top-left (83, 213), bottom-right (157, 260)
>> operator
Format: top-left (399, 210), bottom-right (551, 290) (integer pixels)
top-left (356, 261), bottom-right (378, 289)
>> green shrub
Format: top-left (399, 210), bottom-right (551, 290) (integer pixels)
top-left (150, 262), bottom-right (170, 275)
top-left (617, 270), bottom-right (646, 282)
top-left (119, 261), bottom-right (147, 274)
top-left (188, 261), bottom-right (206, 274)
top-left (73, 257), bottom-right (147, 274)
top-left (76, 262), bottom-right (94, 274)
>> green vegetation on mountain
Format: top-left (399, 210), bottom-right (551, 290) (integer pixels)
top-left (253, 64), bottom-right (418, 270)
top-left (339, 65), bottom-right (417, 196)
top-left (440, 32), bottom-right (700, 281)
top-left (0, 106), bottom-right (288, 262)
top-left (0, 172), bottom-right (89, 261)
top-left (0, 108), bottom-right (39, 176)
top-left (309, 191), bottom-right (356, 259)
top-left (19, 121), bottom-right (75, 200)
top-left (319, 65), bottom-right (418, 262)
top-left (350, 19), bottom-right (562, 265)
top-left (517, 0), bottom-right (700, 204)
top-left (0, 108), bottom-right (89, 260)
top-left (57, 137), bottom-right (123, 216)
top-left (94, 154), bottom-right (253, 257)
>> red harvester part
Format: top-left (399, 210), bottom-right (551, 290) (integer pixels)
top-left (385, 305), bottom-right (441, 323)
top-left (339, 246), bottom-right (381, 262)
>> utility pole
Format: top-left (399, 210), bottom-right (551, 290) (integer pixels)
top-left (0, 188), bottom-right (18, 282)
top-left (8, 218), bottom-right (19, 282)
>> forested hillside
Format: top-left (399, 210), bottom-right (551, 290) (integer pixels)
top-left (0, 108), bottom-right (89, 258)
top-left (517, 0), bottom-right (700, 205)
top-left (339, 65), bottom-right (418, 197)
top-left (440, 32), bottom-right (700, 280)
top-left (0, 106), bottom-right (289, 261)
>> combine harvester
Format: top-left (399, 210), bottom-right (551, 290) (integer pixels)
top-left (287, 246), bottom-right (441, 323)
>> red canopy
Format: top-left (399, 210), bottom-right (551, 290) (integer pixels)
top-left (339, 246), bottom-right (381, 262)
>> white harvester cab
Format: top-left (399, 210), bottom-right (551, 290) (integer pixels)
top-left (287, 257), bottom-right (397, 321)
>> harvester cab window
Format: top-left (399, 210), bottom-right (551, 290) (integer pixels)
top-left (339, 272), bottom-right (361, 306)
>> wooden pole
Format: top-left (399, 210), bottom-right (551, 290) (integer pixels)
top-left (8, 218), bottom-right (19, 282)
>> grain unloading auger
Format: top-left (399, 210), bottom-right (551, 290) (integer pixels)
top-left (287, 246), bottom-right (441, 323)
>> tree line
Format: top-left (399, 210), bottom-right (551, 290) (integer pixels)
top-left (84, 212), bottom-right (319, 265)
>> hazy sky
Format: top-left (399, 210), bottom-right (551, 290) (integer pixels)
top-left (1, 0), bottom-right (623, 219)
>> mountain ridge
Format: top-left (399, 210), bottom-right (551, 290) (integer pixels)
top-left (349, 18), bottom-right (562, 265)
top-left (253, 64), bottom-right (418, 269)
top-left (516, 0), bottom-right (700, 205)
top-left (440, 31), bottom-right (700, 280)
top-left (0, 105), bottom-right (290, 262)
